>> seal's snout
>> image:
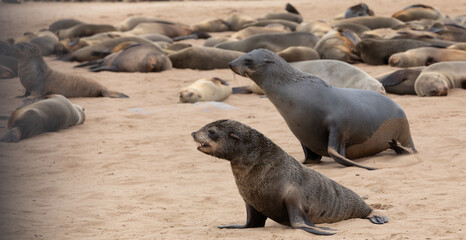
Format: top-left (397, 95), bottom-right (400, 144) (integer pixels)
top-left (191, 132), bottom-right (196, 138)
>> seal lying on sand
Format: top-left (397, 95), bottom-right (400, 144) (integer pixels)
top-left (15, 42), bottom-right (128, 98)
top-left (414, 61), bottom-right (466, 96)
top-left (179, 77), bottom-right (232, 103)
top-left (229, 49), bottom-right (416, 170)
top-left (0, 94), bottom-right (85, 142)
top-left (192, 119), bottom-right (388, 235)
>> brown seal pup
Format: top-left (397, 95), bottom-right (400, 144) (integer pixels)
top-left (0, 94), bottom-right (85, 142)
top-left (355, 38), bottom-right (443, 65)
top-left (314, 28), bottom-right (361, 63)
top-left (192, 119), bottom-right (388, 235)
top-left (57, 23), bottom-right (117, 40)
top-left (389, 47), bottom-right (466, 67)
top-left (74, 43), bottom-right (171, 73)
top-left (179, 77), bottom-right (232, 103)
top-left (392, 4), bottom-right (443, 22)
top-left (215, 32), bottom-right (319, 53)
top-left (414, 61), bottom-right (466, 96)
top-left (169, 46), bottom-right (243, 70)
top-left (376, 68), bottom-right (424, 95)
top-left (15, 42), bottom-right (128, 98)
top-left (229, 49), bottom-right (416, 170)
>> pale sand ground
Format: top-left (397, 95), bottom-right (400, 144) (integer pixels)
top-left (0, 1), bottom-right (465, 239)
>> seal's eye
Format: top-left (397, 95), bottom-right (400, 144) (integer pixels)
top-left (208, 129), bottom-right (215, 135)
top-left (244, 58), bottom-right (253, 65)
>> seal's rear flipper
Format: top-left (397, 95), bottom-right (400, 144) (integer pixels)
top-left (285, 3), bottom-right (300, 15)
top-left (102, 90), bottom-right (129, 98)
top-left (218, 203), bottom-right (267, 229)
top-left (328, 147), bottom-right (376, 170)
top-left (285, 188), bottom-right (337, 235)
top-left (367, 210), bottom-right (388, 224)
top-left (232, 86), bottom-right (253, 94)
top-left (90, 66), bottom-right (118, 72)
top-left (388, 139), bottom-right (410, 154)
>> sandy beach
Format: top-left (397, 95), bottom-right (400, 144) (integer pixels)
top-left (0, 1), bottom-right (465, 239)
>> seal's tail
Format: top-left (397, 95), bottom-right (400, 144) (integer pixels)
top-left (101, 89), bottom-right (129, 98)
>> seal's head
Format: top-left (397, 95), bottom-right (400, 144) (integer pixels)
top-left (229, 49), bottom-right (293, 85)
top-left (73, 104), bottom-right (86, 125)
top-left (414, 73), bottom-right (449, 96)
top-left (192, 119), bottom-right (258, 161)
top-left (388, 53), bottom-right (410, 67)
top-left (179, 88), bottom-right (201, 103)
top-left (14, 42), bottom-right (41, 58)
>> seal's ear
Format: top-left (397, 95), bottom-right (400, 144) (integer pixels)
top-left (230, 132), bottom-right (239, 140)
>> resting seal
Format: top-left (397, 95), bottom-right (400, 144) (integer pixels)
top-left (414, 61), bottom-right (466, 96)
top-left (389, 47), bottom-right (466, 67)
top-left (192, 119), bottom-right (388, 235)
top-left (314, 28), bottom-right (361, 63)
top-left (15, 42), bottom-right (128, 98)
top-left (169, 46), bottom-right (243, 70)
top-left (179, 77), bottom-right (232, 103)
top-left (229, 49), bottom-right (416, 170)
top-left (376, 68), bottom-right (424, 95)
top-left (0, 94), bottom-right (85, 142)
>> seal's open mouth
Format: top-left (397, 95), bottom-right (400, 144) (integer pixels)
top-left (196, 141), bottom-right (211, 150)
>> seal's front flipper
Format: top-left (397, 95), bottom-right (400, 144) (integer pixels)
top-left (388, 139), bottom-right (410, 155)
top-left (367, 210), bottom-right (388, 224)
top-left (301, 143), bottom-right (322, 164)
top-left (218, 203), bottom-right (267, 229)
top-left (285, 189), bottom-right (337, 235)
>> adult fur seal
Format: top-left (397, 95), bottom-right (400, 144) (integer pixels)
top-left (414, 61), bottom-right (466, 96)
top-left (215, 32), bottom-right (319, 53)
top-left (74, 43), bottom-right (172, 72)
top-left (15, 42), bottom-right (128, 98)
top-left (392, 4), bottom-right (443, 22)
top-left (57, 23), bottom-right (117, 40)
top-left (169, 46), bottom-right (243, 70)
top-left (388, 47), bottom-right (466, 67)
top-left (179, 77), bottom-right (232, 103)
top-left (344, 3), bottom-right (374, 18)
top-left (0, 94), bottom-right (85, 142)
top-left (229, 49), bottom-right (416, 170)
top-left (192, 119), bottom-right (388, 235)
top-left (314, 28), bottom-right (361, 63)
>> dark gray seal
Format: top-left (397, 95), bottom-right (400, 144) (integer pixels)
top-left (376, 68), bottom-right (424, 95)
top-left (0, 94), bottom-right (85, 142)
top-left (192, 119), bottom-right (388, 235)
top-left (229, 49), bottom-right (417, 170)
top-left (15, 42), bottom-right (129, 98)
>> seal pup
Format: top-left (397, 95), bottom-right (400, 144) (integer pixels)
top-left (192, 119), bottom-right (388, 235)
top-left (0, 94), bottom-right (85, 142)
top-left (74, 43), bottom-right (172, 73)
top-left (414, 61), bottom-right (466, 96)
top-left (15, 42), bottom-right (128, 98)
top-left (179, 77), bottom-right (232, 103)
top-left (229, 49), bottom-right (416, 170)
top-left (376, 68), bottom-right (424, 95)
top-left (389, 47), bottom-right (466, 67)
top-left (291, 59), bottom-right (385, 94)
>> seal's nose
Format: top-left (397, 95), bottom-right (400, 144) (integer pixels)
top-left (191, 132), bottom-right (196, 138)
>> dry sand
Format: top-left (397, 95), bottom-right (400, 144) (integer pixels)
top-left (0, 1), bottom-right (465, 239)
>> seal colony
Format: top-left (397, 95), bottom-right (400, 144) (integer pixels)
top-left (229, 49), bottom-right (417, 170)
top-left (192, 119), bottom-right (388, 235)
